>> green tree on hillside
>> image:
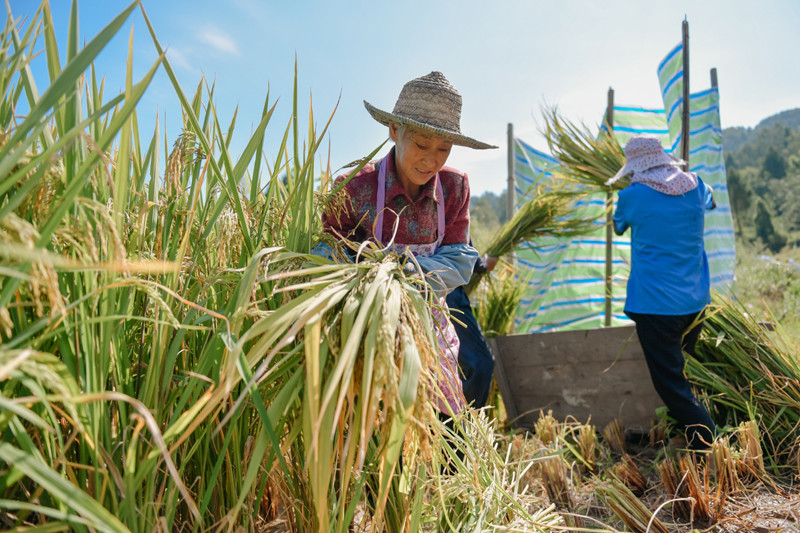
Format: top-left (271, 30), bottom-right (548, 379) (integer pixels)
top-left (726, 163), bottom-right (752, 237)
top-left (762, 147), bottom-right (787, 179)
top-left (754, 199), bottom-right (787, 252)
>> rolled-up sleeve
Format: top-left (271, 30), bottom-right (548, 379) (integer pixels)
top-left (414, 243), bottom-right (479, 293)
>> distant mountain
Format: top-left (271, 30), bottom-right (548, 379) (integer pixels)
top-left (723, 108), bottom-right (800, 152)
top-left (757, 108), bottom-right (800, 130)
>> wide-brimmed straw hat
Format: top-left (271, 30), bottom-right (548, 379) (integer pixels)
top-left (364, 71), bottom-right (497, 150)
top-left (606, 134), bottom-right (685, 186)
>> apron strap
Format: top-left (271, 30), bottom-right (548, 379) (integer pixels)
top-left (375, 154), bottom-right (387, 243)
top-left (435, 178), bottom-right (445, 246)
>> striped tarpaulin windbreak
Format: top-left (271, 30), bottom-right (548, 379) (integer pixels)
top-left (657, 42), bottom-right (685, 154)
top-left (508, 42), bottom-right (735, 334)
top-left (511, 138), bottom-right (631, 333)
top-left (657, 43), bottom-right (736, 288)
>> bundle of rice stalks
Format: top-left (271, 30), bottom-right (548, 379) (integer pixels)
top-left (569, 421), bottom-right (599, 473)
top-left (611, 454), bottom-right (648, 496)
top-left (540, 106), bottom-right (627, 191)
top-left (255, 251), bottom-right (447, 531)
top-left (427, 411), bottom-right (564, 532)
top-left (484, 187), bottom-right (595, 260)
top-left (603, 419), bottom-right (627, 455)
top-left (657, 455), bottom-right (716, 527)
top-left (711, 436), bottom-right (742, 496)
top-left (594, 478), bottom-right (670, 533)
top-left (540, 455), bottom-right (573, 510)
top-left (650, 416), bottom-right (669, 448)
top-left (735, 420), bottom-right (768, 482)
top-left (473, 264), bottom-right (527, 338)
top-left (534, 410), bottom-right (562, 446)
top-left (687, 296), bottom-right (800, 469)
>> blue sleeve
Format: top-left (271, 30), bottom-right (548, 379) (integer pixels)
top-left (413, 243), bottom-right (479, 294)
top-left (701, 179), bottom-right (715, 210)
top-left (612, 190), bottom-right (629, 234)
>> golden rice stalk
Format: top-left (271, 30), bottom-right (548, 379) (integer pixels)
top-left (483, 187), bottom-right (595, 260)
top-left (574, 422), bottom-right (598, 473)
top-left (735, 420), bottom-right (767, 482)
top-left (540, 455), bottom-right (573, 510)
top-left (657, 457), bottom-right (693, 523)
top-left (534, 410), bottom-right (561, 447)
top-left (677, 454), bottom-right (715, 527)
top-left (602, 419), bottom-right (626, 455)
top-left (657, 454), bottom-right (717, 526)
top-left (594, 478), bottom-right (670, 533)
top-left (650, 416), bottom-right (668, 448)
top-left (610, 454), bottom-right (648, 496)
top-left (711, 436), bottom-right (741, 496)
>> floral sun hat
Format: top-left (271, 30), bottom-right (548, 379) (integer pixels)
top-left (606, 134), bottom-right (698, 195)
top-left (364, 71), bottom-right (497, 150)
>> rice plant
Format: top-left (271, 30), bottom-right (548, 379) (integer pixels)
top-left (687, 295), bottom-right (800, 474)
top-left (0, 2), bottom-right (431, 531)
top-left (472, 263), bottom-right (527, 338)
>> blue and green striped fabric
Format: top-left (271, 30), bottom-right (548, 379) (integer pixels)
top-left (657, 43), bottom-right (736, 287)
top-left (512, 138), bottom-right (631, 333)
top-left (657, 43), bottom-right (685, 152)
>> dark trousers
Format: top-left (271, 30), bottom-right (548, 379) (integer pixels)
top-left (626, 310), bottom-right (716, 450)
top-left (446, 286), bottom-right (495, 409)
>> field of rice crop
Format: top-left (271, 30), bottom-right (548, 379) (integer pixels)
top-left (1, 3), bottom-right (799, 532)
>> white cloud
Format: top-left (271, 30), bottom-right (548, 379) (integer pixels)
top-left (165, 47), bottom-right (192, 71)
top-left (200, 29), bottom-right (239, 56)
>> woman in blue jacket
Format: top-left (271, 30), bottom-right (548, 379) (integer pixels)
top-left (608, 134), bottom-right (716, 451)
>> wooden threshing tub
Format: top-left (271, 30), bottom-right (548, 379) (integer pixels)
top-left (487, 325), bottom-right (664, 432)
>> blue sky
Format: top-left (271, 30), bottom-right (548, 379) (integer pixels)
top-left (7, 0), bottom-right (800, 196)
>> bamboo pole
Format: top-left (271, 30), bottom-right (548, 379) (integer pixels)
top-left (605, 88), bottom-right (614, 327)
top-left (681, 19), bottom-right (691, 170)
top-left (507, 122), bottom-right (516, 269)
top-left (507, 122), bottom-right (515, 220)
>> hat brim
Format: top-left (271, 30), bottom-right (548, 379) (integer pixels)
top-left (364, 101), bottom-right (497, 150)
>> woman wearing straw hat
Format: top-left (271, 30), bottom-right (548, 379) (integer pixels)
top-left (323, 71), bottom-right (497, 416)
top-left (608, 134), bottom-right (717, 451)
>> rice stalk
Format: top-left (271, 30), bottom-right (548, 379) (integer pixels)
top-left (602, 419), bottom-right (626, 455)
top-left (650, 416), bottom-right (669, 448)
top-left (711, 436), bottom-right (742, 496)
top-left (657, 454), bottom-right (717, 527)
top-left (540, 455), bottom-right (573, 510)
top-left (594, 478), bottom-right (670, 533)
top-left (571, 422), bottom-right (598, 473)
top-left (534, 410), bottom-right (561, 447)
top-left (735, 420), bottom-right (767, 482)
top-left (426, 411), bottom-right (564, 532)
top-left (539, 106), bottom-right (626, 191)
top-left (473, 263), bottom-right (527, 338)
top-left (676, 454), bottom-right (715, 527)
top-left (610, 454), bottom-right (648, 497)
